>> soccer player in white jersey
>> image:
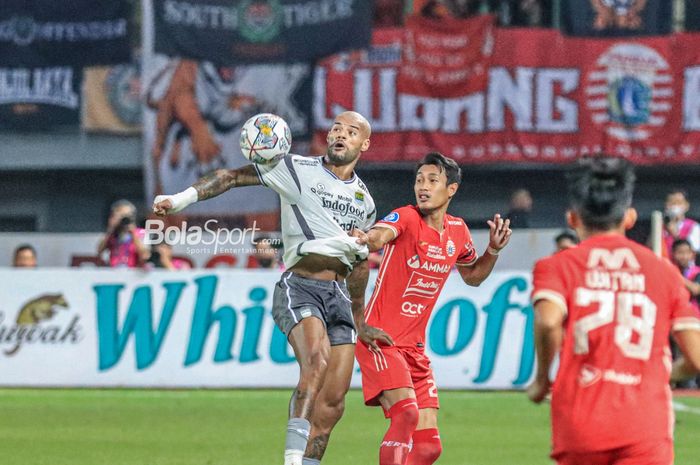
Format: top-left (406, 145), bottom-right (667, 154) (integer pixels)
top-left (153, 111), bottom-right (392, 465)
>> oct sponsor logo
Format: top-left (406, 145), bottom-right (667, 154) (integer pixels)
top-left (401, 301), bottom-right (426, 318)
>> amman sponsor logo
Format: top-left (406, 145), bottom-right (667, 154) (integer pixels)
top-left (0, 294), bottom-right (82, 356)
top-left (403, 271), bottom-right (443, 298)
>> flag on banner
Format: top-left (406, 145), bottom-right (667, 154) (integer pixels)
top-left (560, 0), bottom-right (672, 37)
top-left (686, 0), bottom-right (700, 31)
top-left (0, 66), bottom-right (82, 131)
top-left (0, 0), bottom-right (132, 67)
top-left (399, 14), bottom-right (495, 98)
top-left (82, 62), bottom-right (141, 134)
top-left (153, 0), bottom-right (372, 65)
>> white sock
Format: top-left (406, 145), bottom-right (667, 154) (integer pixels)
top-left (284, 449), bottom-right (304, 465)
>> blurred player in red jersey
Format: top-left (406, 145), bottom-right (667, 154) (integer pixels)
top-left (528, 156), bottom-right (700, 465)
top-left (353, 152), bottom-right (512, 465)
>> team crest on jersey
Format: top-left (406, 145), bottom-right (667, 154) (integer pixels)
top-left (354, 191), bottom-right (364, 203)
top-left (383, 212), bottom-right (399, 223)
top-left (446, 239), bottom-right (456, 257)
top-left (407, 255), bottom-right (421, 269)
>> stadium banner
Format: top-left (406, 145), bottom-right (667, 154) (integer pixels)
top-left (153, 0), bottom-right (372, 64)
top-left (560, 0), bottom-right (671, 37)
top-left (0, 66), bottom-right (82, 130)
top-left (0, 269), bottom-right (534, 389)
top-left (82, 63), bottom-right (142, 134)
top-left (0, 0), bottom-right (131, 67)
top-left (314, 27), bottom-right (700, 164)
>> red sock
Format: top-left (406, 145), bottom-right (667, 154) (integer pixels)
top-left (407, 428), bottom-right (442, 465)
top-left (379, 399), bottom-right (419, 465)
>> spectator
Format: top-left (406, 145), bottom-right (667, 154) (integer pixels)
top-left (247, 235), bottom-right (283, 269)
top-left (663, 189), bottom-right (700, 257)
top-left (98, 200), bottom-right (149, 268)
top-left (487, 0), bottom-right (553, 27)
top-left (148, 242), bottom-right (191, 271)
top-left (554, 229), bottom-right (579, 252)
top-left (374, 0), bottom-right (405, 26)
top-left (506, 188), bottom-right (533, 228)
top-left (13, 244), bottom-right (37, 268)
top-left (417, 0), bottom-right (480, 19)
top-left (671, 239), bottom-right (700, 307)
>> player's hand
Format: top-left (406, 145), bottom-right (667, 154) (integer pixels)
top-left (487, 214), bottom-right (512, 252)
top-left (358, 322), bottom-right (394, 350)
top-left (153, 196), bottom-right (175, 216)
top-left (349, 228), bottom-right (368, 246)
top-left (526, 378), bottom-right (551, 404)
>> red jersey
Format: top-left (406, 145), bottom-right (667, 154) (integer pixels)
top-left (532, 234), bottom-right (700, 455)
top-left (365, 205), bottom-right (477, 348)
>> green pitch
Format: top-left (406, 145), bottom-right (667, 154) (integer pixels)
top-left (0, 389), bottom-right (698, 465)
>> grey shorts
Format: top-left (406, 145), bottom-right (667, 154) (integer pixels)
top-left (272, 272), bottom-right (357, 346)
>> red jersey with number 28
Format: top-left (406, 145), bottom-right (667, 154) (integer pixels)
top-left (532, 234), bottom-right (700, 455)
top-left (365, 205), bottom-right (477, 348)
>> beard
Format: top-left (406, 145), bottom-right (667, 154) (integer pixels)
top-left (325, 146), bottom-right (360, 165)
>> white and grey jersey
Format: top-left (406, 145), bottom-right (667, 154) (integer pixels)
top-left (254, 154), bottom-right (376, 269)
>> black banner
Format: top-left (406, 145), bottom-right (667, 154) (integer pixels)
top-left (561, 0), bottom-right (671, 37)
top-left (154, 0), bottom-right (372, 64)
top-left (0, 66), bottom-right (82, 130)
top-left (0, 0), bottom-right (131, 67)
top-left (687, 0), bottom-right (700, 31)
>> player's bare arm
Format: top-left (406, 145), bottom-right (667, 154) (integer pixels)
top-left (152, 165), bottom-right (261, 216)
top-left (527, 299), bottom-right (564, 404)
top-left (347, 259), bottom-right (394, 350)
top-left (457, 214), bottom-right (512, 286)
top-left (349, 226), bottom-right (395, 252)
top-left (670, 328), bottom-right (700, 382)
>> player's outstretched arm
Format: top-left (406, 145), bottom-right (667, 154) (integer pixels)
top-left (347, 259), bottom-right (394, 349)
top-left (350, 226), bottom-right (396, 252)
top-left (457, 214), bottom-right (512, 286)
top-left (671, 329), bottom-right (700, 382)
top-left (527, 299), bottom-right (564, 404)
top-left (152, 165), bottom-right (261, 216)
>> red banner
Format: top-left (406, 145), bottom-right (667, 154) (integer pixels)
top-left (313, 24), bottom-right (700, 165)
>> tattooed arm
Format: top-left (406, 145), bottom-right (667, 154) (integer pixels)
top-left (347, 259), bottom-right (394, 350)
top-left (152, 165), bottom-right (261, 216)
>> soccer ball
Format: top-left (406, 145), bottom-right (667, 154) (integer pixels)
top-left (239, 113), bottom-right (292, 165)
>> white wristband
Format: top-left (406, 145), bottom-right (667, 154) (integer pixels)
top-left (154, 187), bottom-right (198, 214)
top-left (486, 246), bottom-right (500, 256)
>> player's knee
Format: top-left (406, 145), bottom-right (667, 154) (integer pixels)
top-left (416, 439), bottom-right (442, 464)
top-left (391, 400), bottom-right (419, 432)
top-left (300, 350), bottom-right (329, 379)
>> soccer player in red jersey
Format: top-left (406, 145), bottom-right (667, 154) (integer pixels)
top-left (528, 156), bottom-right (700, 465)
top-left (353, 152), bottom-right (512, 465)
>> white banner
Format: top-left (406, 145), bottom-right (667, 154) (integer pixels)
top-left (0, 269), bottom-right (534, 389)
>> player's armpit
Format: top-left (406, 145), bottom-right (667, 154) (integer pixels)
top-left (366, 225), bottom-right (396, 251)
top-left (672, 328), bottom-right (700, 379)
top-left (193, 165), bottom-right (261, 200)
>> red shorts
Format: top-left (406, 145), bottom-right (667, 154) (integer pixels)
top-left (553, 440), bottom-right (673, 465)
top-left (355, 342), bottom-right (439, 412)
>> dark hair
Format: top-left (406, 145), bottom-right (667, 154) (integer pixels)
top-left (672, 238), bottom-right (693, 252)
top-left (416, 152), bottom-right (462, 186)
top-left (555, 229), bottom-right (579, 244)
top-left (666, 188), bottom-right (688, 200)
top-left (13, 244), bottom-right (36, 260)
top-left (567, 156), bottom-right (635, 230)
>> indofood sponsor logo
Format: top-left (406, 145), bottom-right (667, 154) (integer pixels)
top-left (0, 294), bottom-right (82, 356)
top-left (585, 43), bottom-right (672, 142)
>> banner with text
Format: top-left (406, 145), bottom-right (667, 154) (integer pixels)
top-left (0, 66), bottom-right (82, 130)
top-left (314, 27), bottom-right (700, 164)
top-left (0, 0), bottom-right (131, 67)
top-left (153, 0), bottom-right (372, 64)
top-left (0, 269), bottom-right (534, 389)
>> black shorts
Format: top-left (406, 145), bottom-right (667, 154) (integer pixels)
top-left (272, 272), bottom-right (357, 346)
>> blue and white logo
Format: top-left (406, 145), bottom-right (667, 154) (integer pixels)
top-left (382, 212), bottom-right (400, 223)
top-left (608, 76), bottom-right (650, 126)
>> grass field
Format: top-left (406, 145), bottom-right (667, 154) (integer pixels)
top-left (0, 389), bottom-right (698, 465)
